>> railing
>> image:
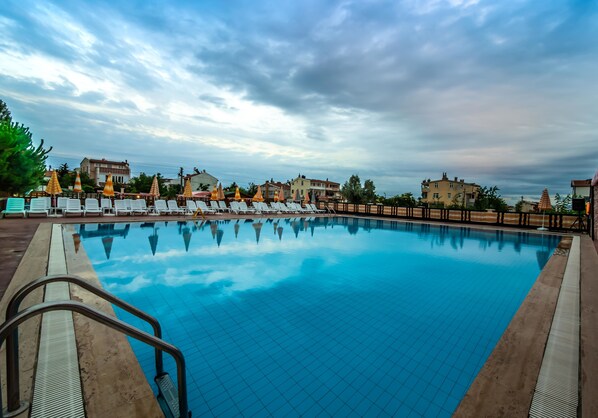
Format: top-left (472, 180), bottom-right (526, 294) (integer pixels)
top-left (1, 275), bottom-right (190, 418)
top-left (317, 202), bottom-right (589, 233)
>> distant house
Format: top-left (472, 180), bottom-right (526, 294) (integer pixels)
top-left (421, 173), bottom-right (480, 208)
top-left (290, 175), bottom-right (341, 201)
top-left (80, 158), bottom-right (131, 186)
top-left (186, 170), bottom-right (218, 191)
top-left (571, 179), bottom-right (591, 200)
top-left (259, 181), bottom-right (291, 200)
top-left (519, 200), bottom-right (539, 213)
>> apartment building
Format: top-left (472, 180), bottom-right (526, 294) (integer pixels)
top-left (260, 181), bottom-right (291, 200)
top-left (290, 175), bottom-right (341, 201)
top-left (80, 158), bottom-right (131, 186)
top-left (186, 170), bottom-right (218, 191)
top-left (421, 173), bottom-right (480, 208)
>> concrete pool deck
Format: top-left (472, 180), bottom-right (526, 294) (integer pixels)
top-left (0, 214), bottom-right (597, 417)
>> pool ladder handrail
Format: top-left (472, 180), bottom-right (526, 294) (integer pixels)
top-left (1, 274), bottom-right (190, 418)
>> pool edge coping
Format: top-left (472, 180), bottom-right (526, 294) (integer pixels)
top-left (2, 216), bottom-right (593, 417)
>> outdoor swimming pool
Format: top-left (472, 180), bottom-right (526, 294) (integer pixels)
top-left (75, 217), bottom-right (560, 417)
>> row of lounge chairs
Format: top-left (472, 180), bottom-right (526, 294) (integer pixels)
top-left (1, 197), bottom-right (328, 218)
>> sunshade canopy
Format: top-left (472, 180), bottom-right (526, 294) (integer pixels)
top-left (183, 179), bottom-right (193, 198)
top-left (538, 188), bottom-right (552, 211)
top-left (73, 171), bottom-right (82, 193)
top-left (45, 170), bottom-right (62, 195)
top-left (102, 173), bottom-right (115, 197)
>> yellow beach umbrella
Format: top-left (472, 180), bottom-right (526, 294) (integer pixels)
top-left (210, 185), bottom-right (218, 201)
top-left (278, 187), bottom-right (285, 202)
top-left (218, 183), bottom-right (225, 200)
top-left (274, 189), bottom-right (279, 202)
top-left (73, 171), bottom-right (82, 194)
top-left (234, 186), bottom-right (241, 201)
top-left (183, 178), bottom-right (193, 198)
top-left (45, 170), bottom-right (62, 196)
top-left (149, 175), bottom-right (160, 198)
top-left (103, 173), bottom-right (115, 197)
top-left (253, 185), bottom-right (264, 202)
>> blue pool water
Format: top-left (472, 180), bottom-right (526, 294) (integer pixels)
top-left (75, 217), bottom-right (559, 417)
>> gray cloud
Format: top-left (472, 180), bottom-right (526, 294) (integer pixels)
top-left (1, 0), bottom-right (596, 201)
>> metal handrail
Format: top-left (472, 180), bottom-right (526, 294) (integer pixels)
top-left (0, 300), bottom-right (189, 418)
top-left (4, 274), bottom-right (164, 414)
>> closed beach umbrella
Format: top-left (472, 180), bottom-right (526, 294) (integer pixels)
top-left (274, 189), bottom-right (279, 202)
top-left (103, 173), bottom-right (115, 197)
top-left (210, 185), bottom-right (218, 201)
top-left (218, 183), bottom-right (225, 200)
top-left (304, 192), bottom-right (310, 205)
top-left (538, 188), bottom-right (552, 231)
top-left (149, 175), bottom-right (160, 198)
top-left (73, 171), bottom-right (82, 194)
top-left (278, 187), bottom-right (285, 202)
top-left (183, 178), bottom-right (193, 198)
top-left (292, 189), bottom-right (298, 202)
top-left (46, 170), bottom-right (62, 196)
top-left (253, 185), bottom-right (264, 202)
top-left (234, 186), bottom-right (241, 201)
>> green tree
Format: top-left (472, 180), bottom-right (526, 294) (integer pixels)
top-left (474, 186), bottom-right (508, 211)
top-left (382, 192), bottom-right (417, 207)
top-left (128, 172), bottom-right (167, 195)
top-left (553, 193), bottom-right (572, 213)
top-left (246, 182), bottom-right (258, 196)
top-left (0, 118), bottom-right (52, 195)
top-left (363, 179), bottom-right (376, 203)
top-left (0, 100), bottom-right (11, 123)
top-left (341, 174), bottom-right (364, 204)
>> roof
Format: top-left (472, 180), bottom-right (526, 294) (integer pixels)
top-left (83, 158), bottom-right (130, 166)
top-left (571, 179), bottom-right (591, 187)
top-left (422, 178), bottom-right (479, 187)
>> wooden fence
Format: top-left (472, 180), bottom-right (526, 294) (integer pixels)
top-left (317, 202), bottom-right (589, 233)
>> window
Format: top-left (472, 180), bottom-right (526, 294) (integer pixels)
top-left (434, 183), bottom-right (438, 188)
top-left (448, 193), bottom-right (451, 198)
top-left (449, 183), bottom-right (453, 189)
top-left (433, 193), bottom-right (439, 199)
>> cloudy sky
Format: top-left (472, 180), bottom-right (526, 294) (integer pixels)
top-left (1, 0), bottom-right (596, 200)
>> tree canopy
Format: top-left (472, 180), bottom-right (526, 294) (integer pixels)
top-left (0, 101), bottom-right (52, 194)
top-left (473, 186), bottom-right (508, 211)
top-left (340, 174), bottom-right (378, 204)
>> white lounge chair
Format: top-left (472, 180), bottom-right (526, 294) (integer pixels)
top-left (259, 202), bottom-right (277, 213)
top-left (84, 198), bottom-right (103, 216)
top-left (185, 200), bottom-right (197, 215)
top-left (26, 198), bottom-right (48, 217)
top-left (64, 198), bottom-right (84, 216)
top-left (239, 201), bottom-right (256, 214)
top-left (218, 201), bottom-right (230, 212)
top-left (167, 200), bottom-right (185, 215)
top-left (130, 200), bottom-right (148, 215)
top-left (101, 198), bottom-right (114, 215)
top-left (154, 200), bottom-right (171, 215)
top-left (196, 200), bottom-right (217, 214)
top-left (114, 200), bottom-right (132, 216)
top-left (209, 201), bottom-right (221, 212)
top-left (309, 203), bottom-right (325, 213)
top-left (250, 202), bottom-right (262, 214)
top-left (56, 197), bottom-right (68, 214)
